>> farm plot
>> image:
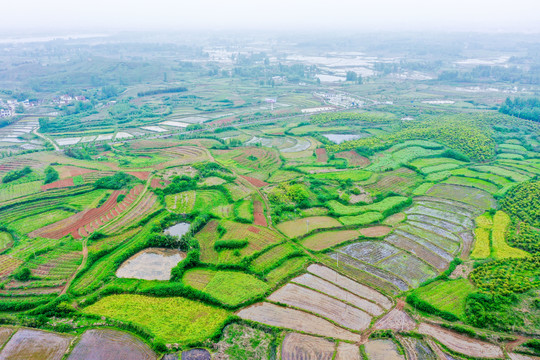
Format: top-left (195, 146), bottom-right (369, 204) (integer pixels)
top-left (472, 165), bottom-right (530, 183)
top-left (418, 323), bottom-right (504, 359)
top-left (225, 181), bottom-right (254, 201)
top-left (0, 255), bottom-right (23, 278)
top-left (310, 170), bottom-right (372, 182)
top-left (365, 168), bottom-right (422, 196)
top-left (29, 185), bottom-right (144, 239)
top-left (83, 294), bottom-right (231, 344)
top-left (192, 189), bottom-right (232, 218)
top-left (443, 176), bottom-right (499, 194)
top-left (41, 177), bottom-right (76, 191)
top-left (250, 243), bottom-right (298, 273)
top-left (196, 220), bottom-right (284, 265)
top-left (103, 192), bottom-right (159, 235)
top-left (316, 148), bottom-right (329, 163)
top-left (11, 208), bottom-right (77, 235)
top-left (253, 200), bottom-right (266, 226)
top-left (0, 180), bottom-right (41, 203)
top-left (414, 278), bottom-right (475, 320)
top-left (281, 333), bottom-right (335, 360)
top-left (116, 248), bottom-right (185, 281)
top-left (214, 147), bottom-right (281, 173)
top-left (491, 211), bottom-right (529, 259)
top-left (328, 252), bottom-right (410, 291)
top-left (376, 252), bottom-right (437, 287)
top-left (0, 328), bottom-right (73, 360)
top-left (425, 184), bottom-right (496, 210)
top-left (392, 227), bottom-right (456, 259)
top-left (397, 336), bottom-right (438, 360)
top-left (306, 265), bottom-right (392, 309)
top-left (385, 233), bottom-right (451, 270)
top-left (328, 196), bottom-right (410, 216)
top-left (301, 230), bottom-right (360, 251)
top-left (291, 273), bottom-right (384, 316)
top-left (236, 302), bottom-right (360, 342)
top-left (367, 146), bottom-right (445, 172)
top-left (267, 170), bottom-right (301, 183)
top-left (0, 232), bottom-right (12, 251)
top-left (364, 339), bottom-right (405, 360)
top-left (268, 283), bottom-right (372, 331)
top-left (338, 241), bottom-right (401, 265)
top-left (183, 269), bottom-right (269, 306)
top-left (335, 342), bottom-right (360, 360)
top-left (338, 212), bottom-right (383, 226)
top-left (374, 308), bottom-right (416, 332)
top-left (277, 216), bottom-right (342, 238)
top-left (67, 329), bottom-right (157, 360)
top-left (165, 190), bottom-right (195, 213)
top-left (405, 204), bottom-right (473, 228)
top-left (335, 150), bottom-right (370, 167)
top-left (265, 256), bottom-right (308, 286)
top-left (150, 146), bottom-right (210, 168)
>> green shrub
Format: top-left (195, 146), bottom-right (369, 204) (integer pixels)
top-left (2, 166), bottom-right (31, 184)
top-left (44, 166), bottom-right (59, 184)
top-left (214, 240), bottom-right (249, 251)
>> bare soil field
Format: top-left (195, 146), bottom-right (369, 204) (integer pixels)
top-left (307, 264), bottom-right (393, 309)
top-left (180, 348), bottom-right (211, 360)
top-left (364, 339), bottom-right (405, 360)
top-left (281, 333), bottom-right (334, 360)
top-left (0, 328), bottom-right (73, 360)
top-left (68, 329), bottom-right (157, 360)
top-left (383, 212), bottom-right (406, 226)
top-left (291, 273), bottom-right (384, 316)
top-left (41, 177), bottom-right (75, 190)
top-left (335, 150), bottom-right (370, 167)
top-left (418, 323), bottom-right (504, 359)
top-left (253, 200), bottom-right (267, 226)
top-left (0, 327), bottom-right (14, 348)
top-left (397, 335), bottom-right (438, 360)
top-left (127, 171), bottom-right (151, 180)
top-left (335, 342), bottom-right (360, 360)
top-left (316, 148), bottom-right (328, 163)
top-left (373, 308), bottom-right (416, 331)
top-left (56, 166), bottom-right (96, 178)
top-left (240, 175), bottom-right (269, 188)
top-left (359, 226), bottom-right (392, 237)
top-left (236, 302), bottom-right (361, 342)
top-left (268, 283), bottom-right (372, 331)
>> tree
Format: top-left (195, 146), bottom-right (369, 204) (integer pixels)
top-left (15, 104), bottom-right (25, 114)
top-left (346, 71), bottom-right (358, 82)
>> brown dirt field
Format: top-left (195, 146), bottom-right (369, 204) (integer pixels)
top-left (307, 264), bottom-right (393, 309)
top-left (315, 148), bottom-right (328, 163)
top-left (150, 178), bottom-right (171, 189)
top-left (0, 327), bottom-right (14, 348)
top-left (248, 226), bottom-right (260, 234)
top-left (241, 175), bottom-right (269, 188)
top-left (253, 200), bottom-right (267, 227)
top-left (508, 353), bottom-right (540, 360)
top-left (67, 329), bottom-right (157, 360)
top-left (418, 323), bottom-right (504, 359)
top-left (373, 308), bottom-right (416, 331)
top-left (359, 226), bottom-right (392, 237)
top-left (236, 302), bottom-right (361, 342)
top-left (268, 283), bottom-right (372, 331)
top-left (364, 339), bottom-right (405, 360)
top-left (291, 274), bottom-right (384, 316)
top-left (335, 342), bottom-right (360, 360)
top-left (41, 177), bottom-right (75, 191)
top-left (383, 213), bottom-right (406, 226)
top-left (0, 328), bottom-right (73, 360)
top-left (180, 348), bottom-right (211, 360)
top-left (127, 171), bottom-right (151, 180)
top-left (281, 333), bottom-right (335, 360)
top-left (301, 230), bottom-right (360, 251)
top-left (335, 151), bottom-right (370, 167)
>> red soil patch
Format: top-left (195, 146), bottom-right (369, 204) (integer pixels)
top-left (315, 148), bottom-right (328, 163)
top-left (241, 175), bottom-right (269, 188)
top-left (270, 132), bottom-right (285, 135)
top-left (41, 177), bottom-right (75, 191)
top-left (248, 226), bottom-right (261, 234)
top-left (335, 150), bottom-right (370, 167)
top-left (151, 178), bottom-right (171, 189)
top-left (253, 201), bottom-right (267, 227)
top-left (212, 117), bottom-right (237, 126)
top-left (127, 171), bottom-right (151, 180)
top-left (29, 184), bottom-right (144, 239)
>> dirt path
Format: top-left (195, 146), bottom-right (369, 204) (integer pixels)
top-left (61, 239), bottom-right (88, 295)
top-left (506, 336), bottom-right (527, 353)
top-left (33, 126), bottom-right (59, 151)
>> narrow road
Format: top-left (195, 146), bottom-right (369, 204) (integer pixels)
top-left (61, 239), bottom-right (87, 295)
top-left (33, 126), bottom-right (59, 151)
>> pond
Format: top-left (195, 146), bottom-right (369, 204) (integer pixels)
top-left (116, 248), bottom-right (186, 280)
top-left (323, 134), bottom-right (368, 144)
top-left (164, 222), bottom-right (190, 237)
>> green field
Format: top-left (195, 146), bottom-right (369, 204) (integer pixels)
top-left (415, 279), bottom-right (475, 320)
top-left (84, 294), bottom-right (231, 344)
top-left (183, 269), bottom-right (269, 306)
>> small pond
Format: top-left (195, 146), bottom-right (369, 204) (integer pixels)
top-left (164, 222), bottom-right (190, 237)
top-left (323, 134), bottom-right (368, 144)
top-left (116, 248), bottom-right (186, 280)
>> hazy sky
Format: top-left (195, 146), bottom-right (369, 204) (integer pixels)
top-left (2, 0), bottom-right (540, 33)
